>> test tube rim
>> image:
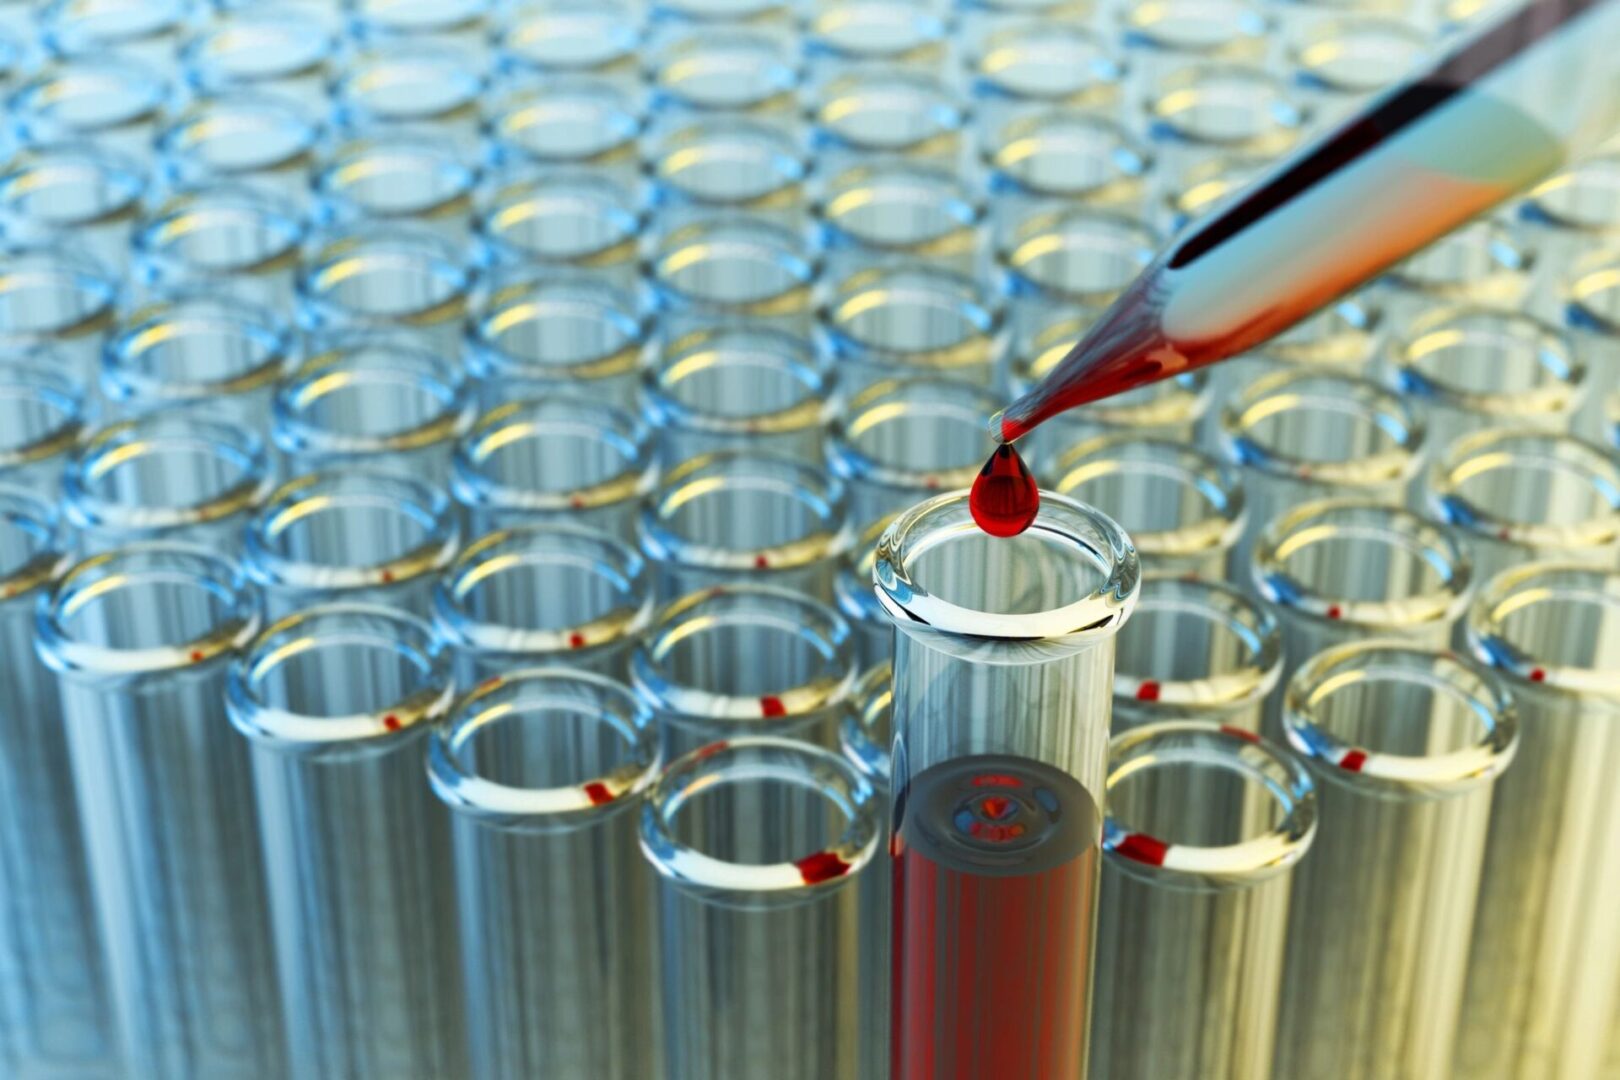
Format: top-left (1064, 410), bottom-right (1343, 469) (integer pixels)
top-left (1521, 151), bottom-right (1620, 236)
top-left (818, 259), bottom-right (1000, 369)
top-left (1390, 303), bottom-right (1585, 420)
top-left (0, 238), bottom-right (119, 346)
top-left (833, 510), bottom-right (897, 632)
top-left (178, 3), bottom-right (345, 94)
top-left (331, 41), bottom-right (489, 128)
top-left (1465, 560), bottom-right (1620, 701)
top-left (647, 213), bottom-right (819, 316)
top-left (344, 0), bottom-right (494, 37)
top-left (39, 0), bottom-right (191, 57)
top-left (474, 166), bottom-right (646, 268)
top-left (643, 325), bottom-right (836, 437)
top-left (9, 54), bottom-right (171, 139)
top-left (0, 484), bottom-right (68, 606)
top-left (493, 0), bottom-right (643, 75)
top-left (1112, 577), bottom-right (1282, 713)
top-left (1381, 215), bottom-right (1533, 301)
top-left (0, 139), bottom-right (146, 230)
top-left (1258, 293), bottom-right (1383, 366)
top-left (155, 89), bottom-right (325, 184)
top-left (646, 30), bottom-right (803, 114)
top-left (982, 106), bottom-right (1153, 204)
top-left (809, 65), bottom-right (967, 152)
top-left (1287, 12), bottom-right (1433, 95)
top-left (469, 270), bottom-right (650, 381)
top-left (1120, 0), bottom-right (1272, 56)
top-left (133, 181), bottom-right (308, 281)
top-left (998, 205), bottom-right (1162, 305)
top-left (812, 159), bottom-right (983, 257)
top-left (645, 116), bottom-right (811, 210)
top-left (825, 376), bottom-right (1002, 492)
top-left (969, 19), bottom-right (1124, 104)
top-left (1014, 312), bottom-right (1212, 425)
top-left (312, 127), bottom-right (481, 224)
top-left (0, 355), bottom-right (88, 471)
top-left (483, 74), bottom-right (646, 166)
top-left (1145, 60), bottom-right (1310, 151)
top-left (803, 0), bottom-right (951, 64)
top-left (295, 223), bottom-right (475, 331)
top-left (104, 289), bottom-right (299, 406)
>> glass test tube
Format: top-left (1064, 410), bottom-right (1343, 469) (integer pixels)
top-left (1050, 434), bottom-right (1244, 580)
top-left (296, 225), bottom-right (474, 354)
top-left (9, 57), bottom-right (171, 163)
top-left (62, 412), bottom-right (271, 555)
top-left (0, 357), bottom-right (88, 497)
top-left (272, 333), bottom-right (475, 486)
top-left (807, 68), bottom-right (966, 174)
top-left (826, 378), bottom-right (1000, 528)
top-left (645, 118), bottom-right (811, 226)
top-left (1515, 153), bottom-right (1620, 320)
top-left (1117, 0), bottom-right (1270, 107)
top-left (638, 452), bottom-right (851, 602)
top-left (640, 737), bottom-right (879, 1080)
top-left (1090, 722), bottom-right (1316, 1080)
top-left (178, 2), bottom-right (345, 110)
top-left (427, 669), bottom-right (661, 1080)
top-left (330, 43), bottom-right (488, 150)
top-left (243, 470), bottom-right (460, 619)
top-left (483, 77), bottom-right (646, 178)
top-left (1112, 578), bottom-right (1281, 734)
top-left (1564, 244), bottom-right (1620, 443)
top-left (312, 129), bottom-right (480, 244)
top-left (1424, 429), bottom-right (1620, 585)
top-left (433, 523), bottom-right (654, 686)
top-left (833, 512), bottom-right (899, 671)
top-left (1144, 63), bottom-right (1308, 203)
top-left (0, 142), bottom-right (146, 274)
top-left (967, 20), bottom-right (1121, 122)
top-left (651, 0), bottom-right (793, 28)
top-left (0, 239), bottom-right (118, 385)
top-left (38, 0), bottom-right (191, 68)
top-left (801, 0), bottom-right (949, 75)
top-left (466, 270), bottom-right (649, 410)
top-left (1374, 216), bottom-right (1534, 336)
top-left (36, 545), bottom-right (284, 1079)
top-left (813, 160), bottom-right (984, 280)
top-left (838, 661), bottom-right (893, 1080)
top-left (874, 490), bottom-right (1140, 1079)
top-left (492, 0), bottom-right (644, 82)
top-left (1457, 564), bottom-right (1620, 1080)
top-left (631, 583), bottom-right (857, 757)
top-left (817, 262), bottom-right (1000, 391)
top-left (644, 326), bottom-right (835, 466)
top-left (450, 396), bottom-right (656, 541)
top-left (1275, 642), bottom-right (1518, 1080)
top-left (155, 92), bottom-right (323, 208)
top-left (131, 183), bottom-right (306, 310)
top-left (648, 215), bottom-right (819, 340)
top-left (474, 168), bottom-right (645, 285)
top-left (103, 292), bottom-right (298, 432)
top-left (1286, 14), bottom-right (1431, 125)
top-left (979, 109), bottom-right (1153, 226)
top-left (347, 0), bottom-right (493, 51)
top-left (646, 32), bottom-right (802, 120)
top-left (226, 605), bottom-right (465, 1078)
top-left (0, 486), bottom-right (118, 1079)
top-left (996, 207), bottom-right (1160, 333)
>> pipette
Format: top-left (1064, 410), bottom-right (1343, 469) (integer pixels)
top-left (991, 0), bottom-right (1620, 445)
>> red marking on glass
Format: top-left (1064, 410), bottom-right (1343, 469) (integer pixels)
top-left (695, 740), bottom-right (729, 759)
top-left (754, 554), bottom-right (770, 569)
top-left (970, 774), bottom-right (1023, 788)
top-left (1529, 667), bottom-right (1546, 682)
top-left (1135, 679), bottom-right (1161, 702)
top-left (569, 495), bottom-right (586, 509)
top-left (383, 714), bottom-right (402, 732)
top-left (969, 444), bottom-right (1039, 538)
top-left (480, 676), bottom-right (501, 691)
top-left (1326, 604), bottom-right (1343, 620)
top-left (583, 781), bottom-right (614, 806)
top-left (189, 649), bottom-right (205, 663)
top-left (760, 695), bottom-right (787, 717)
top-left (1340, 748), bottom-right (1368, 772)
top-left (568, 632), bottom-right (586, 649)
top-left (1115, 831), bottom-right (1170, 866)
top-left (796, 849), bottom-right (852, 884)
top-left (380, 569), bottom-right (395, 583)
top-left (1219, 724), bottom-right (1261, 743)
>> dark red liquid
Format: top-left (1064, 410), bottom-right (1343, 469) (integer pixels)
top-left (969, 445), bottom-right (1039, 537)
top-left (891, 754), bottom-right (1101, 1080)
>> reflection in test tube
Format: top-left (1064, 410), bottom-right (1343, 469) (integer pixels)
top-left (0, 142), bottom-right (146, 274)
top-left (0, 358), bottom-right (88, 498)
top-left (838, 662), bottom-right (893, 1080)
top-left (296, 225), bottom-right (475, 354)
top-left (818, 262), bottom-right (1000, 392)
top-left (0, 238), bottom-right (118, 385)
top-left (131, 183), bottom-right (307, 310)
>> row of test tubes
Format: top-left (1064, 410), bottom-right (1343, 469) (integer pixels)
top-left (0, 0), bottom-right (1615, 1079)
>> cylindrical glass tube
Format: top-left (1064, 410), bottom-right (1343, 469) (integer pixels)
top-left (428, 669), bottom-right (661, 1080)
top-left (874, 490), bottom-right (1140, 1079)
top-left (802, 0), bottom-right (949, 73)
top-left (347, 0), bottom-right (493, 49)
top-left (826, 378), bottom-right (999, 528)
top-left (838, 661), bottom-right (892, 1080)
top-left (817, 262), bottom-right (1000, 391)
top-left (833, 511), bottom-right (899, 671)
top-left (640, 737), bottom-right (880, 1080)
top-left (0, 486), bottom-right (118, 1079)
top-left (473, 168), bottom-right (645, 284)
top-left (1456, 563), bottom-right (1620, 1080)
top-left (1091, 721), bottom-right (1316, 1080)
top-left (102, 292), bottom-right (298, 432)
top-left (631, 583), bottom-right (857, 757)
top-left (1144, 63), bottom-right (1307, 201)
top-left (465, 271), bottom-right (649, 410)
top-left (1112, 578), bottom-right (1281, 734)
top-left (1374, 216), bottom-right (1534, 335)
top-left (968, 21), bottom-right (1121, 121)
top-left (312, 129), bottom-right (479, 243)
top-left (450, 396), bottom-right (656, 542)
top-left (38, 0), bottom-right (191, 67)
top-left (243, 470), bottom-right (460, 619)
top-left (8, 57), bottom-right (171, 164)
top-left (647, 31), bottom-right (802, 120)
top-left (1275, 642), bottom-right (1518, 1080)
top-left (433, 524), bottom-right (654, 686)
top-left (483, 77), bottom-right (645, 177)
top-left (643, 327), bottom-right (835, 466)
top-left (807, 68), bottom-right (966, 172)
top-left (178, 2), bottom-right (344, 110)
top-left (638, 452), bottom-right (851, 602)
top-left (980, 109), bottom-right (1153, 223)
top-left (226, 604), bottom-right (465, 1078)
top-left (1118, 0), bottom-right (1270, 106)
top-left (1286, 13), bottom-right (1431, 124)
top-left (296, 225), bottom-right (474, 353)
top-left (62, 412), bottom-right (271, 555)
top-left (0, 142), bottom-right (146, 274)
top-left (131, 183), bottom-right (306, 310)
top-left (995, 207), bottom-right (1158, 334)
top-left (0, 357), bottom-right (89, 498)
top-left (155, 92), bottom-right (323, 207)
top-left (0, 239), bottom-right (118, 385)
top-left (645, 117), bottom-right (810, 225)
top-left (272, 333), bottom-right (475, 486)
top-left (1423, 429), bottom-right (1620, 585)
top-left (492, 0), bottom-right (643, 81)
top-left (813, 161), bottom-right (983, 280)
top-left (1563, 244), bottom-right (1620, 444)
top-left (330, 43), bottom-right (488, 149)
top-left (1515, 152), bottom-right (1620, 320)
top-left (648, 215), bottom-right (819, 340)
top-left (1051, 434), bottom-right (1245, 581)
top-left (36, 544), bottom-right (284, 1079)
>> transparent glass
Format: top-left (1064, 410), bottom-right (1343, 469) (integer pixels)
top-left (818, 262), bottom-right (999, 390)
top-left (313, 129), bottom-right (480, 243)
top-left (484, 77), bottom-right (645, 174)
top-left (1517, 152), bottom-right (1620, 319)
top-left (646, 118), bottom-right (810, 222)
top-left (833, 512), bottom-right (900, 670)
top-left (1145, 62), bottom-right (1307, 197)
top-left (0, 239), bottom-right (118, 384)
top-left (969, 21), bottom-right (1122, 108)
top-left (1563, 244), bottom-right (1620, 442)
top-left (997, 206), bottom-right (1159, 318)
top-left (132, 183), bottom-right (306, 309)
top-left (648, 31), bottom-right (802, 118)
top-left (179, 2), bottom-right (344, 109)
top-left (39, 0), bottom-right (190, 66)
top-left (493, 0), bottom-right (642, 78)
top-left (9, 57), bottom-right (170, 163)
top-left (648, 215), bottom-right (819, 338)
top-left (1118, 0), bottom-right (1270, 103)
top-left (803, 0), bottom-right (948, 69)
top-left (1375, 216), bottom-right (1534, 333)
top-left (837, 661), bottom-right (893, 1080)
top-left (814, 161), bottom-right (983, 278)
top-left (296, 225), bottom-right (473, 352)
top-left (809, 68), bottom-right (965, 170)
top-left (155, 92), bottom-right (322, 206)
top-left (1288, 14), bottom-right (1430, 120)
top-left (0, 142), bottom-right (145, 273)
top-left (0, 358), bottom-right (88, 497)
top-left (981, 108), bottom-right (1152, 216)
top-left (474, 168), bottom-right (644, 283)
top-left (346, 0), bottom-right (492, 49)
top-left (331, 43), bottom-right (488, 148)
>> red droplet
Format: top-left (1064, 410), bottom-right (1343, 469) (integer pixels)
top-left (760, 695), bottom-right (787, 717)
top-left (380, 569), bottom-right (395, 584)
top-left (188, 650), bottom-right (205, 663)
top-left (583, 781), bottom-right (614, 806)
top-left (1529, 667), bottom-right (1546, 682)
top-left (753, 554), bottom-right (770, 569)
top-left (795, 849), bottom-right (851, 884)
top-left (969, 444), bottom-right (1040, 538)
top-left (1340, 749), bottom-right (1368, 772)
top-left (569, 495), bottom-right (586, 510)
top-left (1135, 679), bottom-right (1161, 702)
top-left (1219, 724), bottom-right (1261, 743)
top-left (568, 632), bottom-right (586, 649)
top-left (971, 773), bottom-right (1023, 788)
top-left (1325, 604), bottom-right (1343, 620)
top-left (1115, 832), bottom-right (1170, 866)
top-left (383, 714), bottom-right (401, 732)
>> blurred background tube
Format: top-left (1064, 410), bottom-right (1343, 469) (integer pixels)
top-left (295, 225), bottom-right (474, 353)
top-left (35, 544), bottom-right (284, 1079)
top-left (1372, 218), bottom-right (1533, 336)
top-left (994, 206), bottom-right (1157, 336)
top-left (979, 110), bottom-right (1152, 228)
top-left (227, 604), bottom-right (465, 1078)
top-left (434, 524), bottom-right (654, 685)
top-left (178, 2), bottom-right (345, 111)
top-left (644, 117), bottom-right (811, 227)
top-left (0, 486), bottom-right (117, 1078)
top-left (647, 215), bottom-right (818, 341)
top-left (1275, 642), bottom-right (1518, 1080)
top-left (0, 238), bottom-right (117, 384)
top-left (640, 737), bottom-right (879, 1080)
top-left (483, 77), bottom-right (644, 180)
top-left (818, 262), bottom-right (999, 392)
top-left (312, 129), bottom-right (481, 244)
top-left (839, 662), bottom-right (892, 1080)
top-left (428, 669), bottom-right (662, 1080)
top-left (473, 169), bottom-right (645, 286)
top-left (833, 512), bottom-right (899, 671)
top-left (155, 92), bottom-right (323, 208)
top-left (813, 161), bottom-right (982, 280)
top-left (0, 142), bottom-right (146, 275)
top-left (330, 43), bottom-right (489, 152)
top-left (1515, 153), bottom-right (1620, 321)
top-left (8, 57), bottom-right (170, 168)
top-left (0, 357), bottom-right (88, 498)
top-left (131, 183), bottom-right (306, 310)
top-left (242, 470), bottom-right (461, 619)
top-left (1457, 564), bottom-right (1620, 1080)
top-left (1091, 721), bottom-right (1317, 1080)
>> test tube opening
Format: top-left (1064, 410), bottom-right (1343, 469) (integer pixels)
top-left (822, 264), bottom-right (997, 368)
top-left (477, 171), bottom-right (643, 266)
top-left (486, 79), bottom-right (643, 166)
top-left (1290, 15), bottom-right (1431, 96)
top-left (1467, 563), bottom-right (1620, 691)
top-left (106, 294), bottom-right (295, 405)
top-left (830, 379), bottom-right (999, 492)
top-left (1428, 430), bottom-right (1620, 554)
top-left (453, 397), bottom-right (654, 515)
top-left (158, 93), bottom-right (321, 184)
top-left (0, 142), bottom-right (145, 231)
top-left (817, 163), bottom-right (981, 254)
top-left (1147, 63), bottom-right (1307, 149)
top-left (315, 134), bottom-right (478, 222)
top-left (1224, 371), bottom-right (1423, 487)
top-left (650, 217), bottom-right (816, 312)
top-left (470, 275), bottom-right (646, 381)
top-left (812, 69), bottom-right (963, 153)
top-left (0, 360), bottom-right (85, 470)
top-left (0, 244), bottom-right (116, 343)
top-left (648, 328), bottom-right (831, 433)
top-left (137, 186), bottom-right (305, 276)
top-left (0, 485), bottom-right (64, 593)
top-left (641, 453), bottom-right (848, 569)
top-left (1000, 209), bottom-right (1159, 306)
top-left (1113, 579), bottom-right (1280, 717)
top-left (275, 337), bottom-right (471, 456)
top-left (985, 110), bottom-right (1150, 202)
top-left (1393, 306), bottom-right (1582, 417)
top-left (299, 228), bottom-right (472, 328)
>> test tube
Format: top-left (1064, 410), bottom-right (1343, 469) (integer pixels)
top-left (1050, 434), bottom-right (1245, 580)
top-left (648, 215), bottom-right (819, 340)
top-left (1112, 578), bottom-right (1281, 734)
top-left (346, 0), bottom-right (493, 51)
top-left (466, 270), bottom-right (650, 410)
top-left (1145, 63), bottom-right (1308, 202)
top-left (155, 92), bottom-right (323, 208)
top-left (0, 239), bottom-right (118, 385)
top-left (296, 225), bottom-right (474, 354)
top-left (651, 0), bottom-right (793, 27)
top-left (427, 669), bottom-right (662, 1080)
top-left (646, 31), bottom-right (802, 120)
top-left (979, 109), bottom-right (1153, 224)
top-left (312, 129), bottom-right (480, 243)
top-left (36, 544), bottom-right (284, 1079)
top-left (803, 0), bottom-right (948, 81)
top-left (450, 396), bottom-right (656, 541)
top-left (1274, 642), bottom-right (1518, 1080)
top-left (1424, 429), bottom-right (1620, 585)
top-left (807, 68), bottom-right (966, 173)
top-left (330, 43), bottom-right (488, 150)
top-left (838, 661), bottom-right (892, 1080)
top-left (178, 2), bottom-right (345, 110)
top-left (874, 490), bottom-right (1140, 1078)
top-left (473, 168), bottom-right (646, 284)
top-left (102, 292), bottom-right (298, 432)
top-left (638, 452), bottom-right (851, 602)
top-left (1564, 244), bottom-right (1620, 443)
top-left (0, 358), bottom-right (88, 497)
top-left (645, 118), bottom-right (811, 225)
top-left (272, 332), bottom-right (476, 485)
top-left (226, 604), bottom-right (465, 1077)
top-left (483, 77), bottom-right (646, 177)
top-left (833, 512), bottom-right (898, 670)
top-left (1117, 0), bottom-right (1271, 107)
top-left (493, 0), bottom-right (644, 81)
top-left (131, 183), bottom-right (306, 310)
top-left (818, 262), bottom-right (1000, 391)
top-left (62, 412), bottom-right (271, 555)
top-left (631, 583), bottom-right (857, 756)
top-left (1287, 14), bottom-right (1431, 125)
top-left (827, 378), bottom-right (998, 527)
top-left (1456, 563), bottom-right (1620, 1080)
top-left (0, 142), bottom-right (146, 274)
top-left (1515, 152), bottom-right (1620, 319)
top-left (967, 20), bottom-right (1121, 122)
top-left (1374, 216), bottom-right (1534, 334)
top-left (644, 327), bottom-right (835, 466)
top-left (0, 486), bottom-right (118, 1079)
top-left (1090, 722), bottom-right (1316, 1080)
top-left (997, 207), bottom-right (1160, 331)
top-left (813, 161), bottom-right (984, 279)
top-left (8, 57), bottom-right (171, 164)
top-left (243, 470), bottom-right (460, 619)
top-left (640, 737), bottom-right (879, 1080)
top-left (38, 0), bottom-right (191, 68)
top-left (434, 524), bottom-right (654, 685)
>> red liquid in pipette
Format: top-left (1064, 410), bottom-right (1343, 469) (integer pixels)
top-left (968, 445), bottom-right (1039, 537)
